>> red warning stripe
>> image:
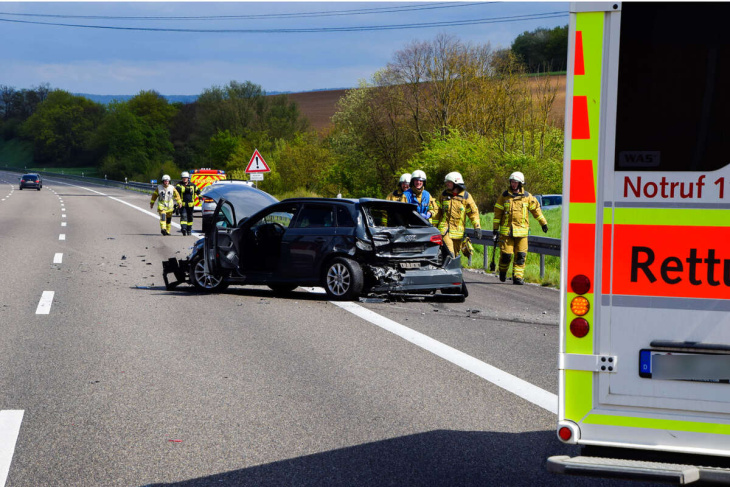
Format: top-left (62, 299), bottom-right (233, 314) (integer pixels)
top-left (575, 31), bottom-right (585, 76)
top-left (569, 159), bottom-right (596, 204)
top-left (571, 96), bottom-right (590, 140)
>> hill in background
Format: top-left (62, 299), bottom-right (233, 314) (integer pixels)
top-left (73, 76), bottom-right (565, 133)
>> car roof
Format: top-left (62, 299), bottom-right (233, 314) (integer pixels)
top-left (277, 197), bottom-right (407, 205)
top-left (203, 183), bottom-right (278, 216)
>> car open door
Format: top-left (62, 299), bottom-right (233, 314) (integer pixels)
top-left (205, 198), bottom-right (238, 274)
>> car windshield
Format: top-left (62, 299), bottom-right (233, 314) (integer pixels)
top-left (542, 196), bottom-right (561, 206)
top-left (23, 175), bottom-right (37, 181)
top-left (362, 202), bottom-right (429, 228)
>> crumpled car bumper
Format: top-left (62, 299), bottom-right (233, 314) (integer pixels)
top-left (366, 256), bottom-right (463, 293)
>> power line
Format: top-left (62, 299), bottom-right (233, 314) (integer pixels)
top-left (0, 3), bottom-right (495, 21)
top-left (0, 12), bottom-right (568, 33)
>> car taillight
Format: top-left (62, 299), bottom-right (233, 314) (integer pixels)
top-left (35, 180), bottom-right (40, 183)
top-left (430, 235), bottom-right (442, 245)
top-left (201, 197), bottom-right (214, 204)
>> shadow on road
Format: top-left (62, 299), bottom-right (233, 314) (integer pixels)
top-left (145, 429), bottom-right (661, 487)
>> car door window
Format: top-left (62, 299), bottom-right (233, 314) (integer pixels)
top-left (293, 205), bottom-right (335, 229)
top-left (336, 206), bottom-right (355, 227)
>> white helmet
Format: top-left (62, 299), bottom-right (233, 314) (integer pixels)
top-left (509, 171), bottom-right (525, 184)
top-left (162, 174), bottom-right (171, 182)
top-left (411, 170), bottom-right (427, 181)
top-left (398, 173), bottom-right (412, 184)
top-left (181, 171), bottom-right (190, 178)
top-left (444, 171), bottom-right (464, 186)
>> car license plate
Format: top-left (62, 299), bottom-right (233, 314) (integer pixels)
top-left (400, 262), bottom-right (420, 269)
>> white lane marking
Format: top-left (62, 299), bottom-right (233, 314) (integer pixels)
top-left (61, 222), bottom-right (67, 227)
top-left (48, 180), bottom-right (181, 229)
top-left (35, 291), bottom-right (54, 314)
top-left (62, 214), bottom-right (66, 218)
top-left (36, 180), bottom-right (558, 411)
top-left (53, 253), bottom-right (63, 264)
top-left (0, 410), bottom-right (24, 487)
top-left (59, 234), bottom-right (66, 241)
top-left (332, 299), bottom-right (558, 414)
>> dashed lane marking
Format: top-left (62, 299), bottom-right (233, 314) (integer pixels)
top-left (0, 410), bottom-right (24, 487)
top-left (53, 253), bottom-right (63, 264)
top-left (59, 234), bottom-right (66, 241)
top-left (35, 291), bottom-right (54, 315)
top-left (61, 222), bottom-right (67, 227)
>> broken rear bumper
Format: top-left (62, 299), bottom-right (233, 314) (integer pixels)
top-left (366, 256), bottom-right (463, 294)
top-left (162, 258), bottom-right (190, 290)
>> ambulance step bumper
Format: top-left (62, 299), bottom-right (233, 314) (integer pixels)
top-left (546, 455), bottom-right (730, 484)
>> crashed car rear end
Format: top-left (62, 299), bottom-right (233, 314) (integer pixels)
top-left (163, 197), bottom-right (466, 301)
top-left (356, 200), bottom-right (464, 297)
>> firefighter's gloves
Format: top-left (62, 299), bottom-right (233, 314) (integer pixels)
top-left (542, 224), bottom-right (549, 233)
top-left (149, 203), bottom-right (154, 209)
top-left (475, 227), bottom-right (482, 240)
top-left (493, 233), bottom-right (500, 244)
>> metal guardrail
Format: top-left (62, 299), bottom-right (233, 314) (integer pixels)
top-left (1, 167), bottom-right (155, 193)
top-left (464, 228), bottom-right (560, 279)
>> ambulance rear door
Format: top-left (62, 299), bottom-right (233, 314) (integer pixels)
top-left (561, 2), bottom-right (730, 457)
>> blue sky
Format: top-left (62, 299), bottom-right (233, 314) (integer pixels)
top-left (0, 2), bottom-right (568, 95)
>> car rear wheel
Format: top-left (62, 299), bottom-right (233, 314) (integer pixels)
top-left (268, 284), bottom-right (298, 295)
top-left (323, 257), bottom-right (363, 301)
top-left (190, 254), bottom-right (228, 293)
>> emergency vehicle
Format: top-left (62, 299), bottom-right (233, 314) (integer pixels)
top-left (188, 168), bottom-right (226, 209)
top-left (548, 3), bottom-right (730, 483)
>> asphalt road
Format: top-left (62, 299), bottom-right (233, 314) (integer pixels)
top-left (0, 172), bottom-right (660, 487)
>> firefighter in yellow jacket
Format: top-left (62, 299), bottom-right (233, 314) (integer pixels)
top-left (386, 173), bottom-right (411, 202)
top-left (150, 174), bottom-right (182, 236)
top-left (492, 171), bottom-right (548, 285)
top-left (432, 172), bottom-right (482, 257)
top-left (175, 171), bottom-right (199, 235)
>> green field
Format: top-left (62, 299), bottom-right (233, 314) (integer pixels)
top-left (463, 207), bottom-right (562, 288)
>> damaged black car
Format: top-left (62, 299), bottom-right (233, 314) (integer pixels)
top-left (163, 197), bottom-right (466, 301)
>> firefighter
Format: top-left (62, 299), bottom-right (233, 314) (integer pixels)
top-left (492, 171), bottom-right (548, 285)
top-left (175, 171), bottom-right (199, 235)
top-left (432, 172), bottom-right (482, 257)
top-left (405, 170), bottom-right (437, 222)
top-left (150, 174), bottom-right (182, 236)
top-left (386, 173), bottom-right (411, 202)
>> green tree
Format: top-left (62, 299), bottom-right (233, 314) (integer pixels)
top-left (20, 90), bottom-right (105, 166)
top-left (511, 25), bottom-right (568, 73)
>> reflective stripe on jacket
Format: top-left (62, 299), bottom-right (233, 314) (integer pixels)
top-left (493, 188), bottom-right (547, 237)
top-left (175, 182), bottom-right (199, 206)
top-left (433, 189), bottom-right (481, 239)
top-left (151, 185), bottom-right (182, 213)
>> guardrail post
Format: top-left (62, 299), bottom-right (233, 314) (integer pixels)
top-left (540, 254), bottom-right (545, 279)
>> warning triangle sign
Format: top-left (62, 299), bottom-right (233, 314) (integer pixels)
top-left (245, 149), bottom-right (271, 173)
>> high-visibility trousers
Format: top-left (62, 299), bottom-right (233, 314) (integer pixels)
top-left (498, 235), bottom-right (529, 279)
top-left (159, 210), bottom-right (173, 232)
top-left (443, 234), bottom-right (463, 258)
top-left (179, 205), bottom-right (194, 233)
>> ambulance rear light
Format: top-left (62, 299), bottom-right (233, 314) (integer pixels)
top-left (570, 318), bottom-right (590, 338)
top-left (570, 274), bottom-right (591, 295)
top-left (570, 296), bottom-right (590, 316)
top-left (556, 421), bottom-right (579, 444)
